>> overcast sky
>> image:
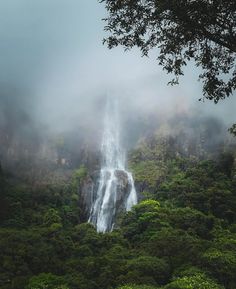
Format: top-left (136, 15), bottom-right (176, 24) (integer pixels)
top-left (0, 0), bottom-right (235, 136)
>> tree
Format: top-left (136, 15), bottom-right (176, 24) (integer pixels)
top-left (163, 273), bottom-right (224, 289)
top-left (101, 0), bottom-right (236, 103)
top-left (123, 255), bottom-right (170, 285)
top-left (43, 209), bottom-right (62, 226)
top-left (229, 124), bottom-right (236, 136)
top-left (26, 273), bottom-right (69, 289)
top-left (202, 248), bottom-right (236, 287)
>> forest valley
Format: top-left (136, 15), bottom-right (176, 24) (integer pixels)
top-left (0, 114), bottom-right (236, 289)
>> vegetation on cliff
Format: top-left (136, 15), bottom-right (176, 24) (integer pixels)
top-left (0, 134), bottom-right (236, 289)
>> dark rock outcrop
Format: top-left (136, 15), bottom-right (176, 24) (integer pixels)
top-left (79, 169), bottom-right (134, 225)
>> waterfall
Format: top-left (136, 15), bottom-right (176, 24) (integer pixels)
top-left (88, 97), bottom-right (137, 232)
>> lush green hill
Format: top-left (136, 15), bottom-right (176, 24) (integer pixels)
top-left (0, 136), bottom-right (236, 289)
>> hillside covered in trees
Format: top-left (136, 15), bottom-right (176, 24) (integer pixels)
top-left (0, 1), bottom-right (236, 289)
top-left (1, 123), bottom-right (236, 289)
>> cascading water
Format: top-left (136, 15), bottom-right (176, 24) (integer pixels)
top-left (88, 97), bottom-right (137, 232)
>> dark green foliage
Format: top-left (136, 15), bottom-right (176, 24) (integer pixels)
top-left (229, 124), bottom-right (236, 136)
top-left (101, 0), bottom-right (236, 103)
top-left (26, 273), bottom-right (69, 289)
top-left (70, 166), bottom-right (88, 194)
top-left (159, 158), bottom-right (236, 223)
top-left (163, 273), bottom-right (224, 289)
top-left (0, 142), bottom-right (236, 289)
top-left (123, 256), bottom-right (170, 285)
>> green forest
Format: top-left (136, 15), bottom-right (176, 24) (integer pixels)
top-left (0, 1), bottom-right (236, 289)
top-left (1, 135), bottom-right (236, 289)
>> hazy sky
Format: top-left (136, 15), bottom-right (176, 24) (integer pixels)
top-left (0, 0), bottom-right (235, 136)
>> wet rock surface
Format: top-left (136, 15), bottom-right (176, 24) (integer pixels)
top-left (79, 168), bottom-right (136, 229)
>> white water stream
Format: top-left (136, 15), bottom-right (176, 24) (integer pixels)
top-left (88, 98), bottom-right (137, 232)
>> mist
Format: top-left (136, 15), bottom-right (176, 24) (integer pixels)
top-left (0, 0), bottom-right (235, 172)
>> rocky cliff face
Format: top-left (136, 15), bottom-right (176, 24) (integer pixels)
top-left (79, 171), bottom-right (99, 220)
top-left (79, 169), bottom-right (136, 225)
